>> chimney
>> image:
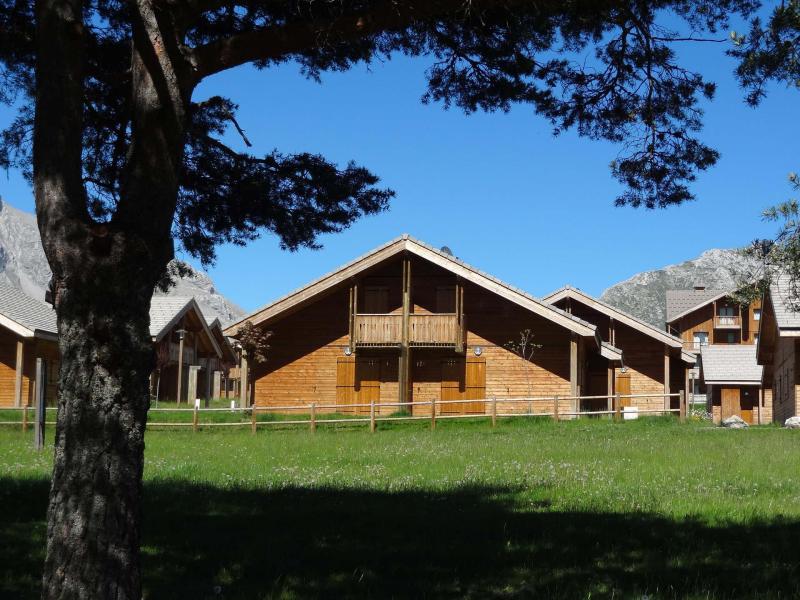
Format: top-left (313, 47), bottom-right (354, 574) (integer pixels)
top-left (693, 285), bottom-right (706, 291)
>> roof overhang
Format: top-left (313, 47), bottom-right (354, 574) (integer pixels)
top-left (153, 299), bottom-right (223, 359)
top-left (704, 380), bottom-right (762, 386)
top-left (543, 286), bottom-right (685, 349)
top-left (0, 313), bottom-right (36, 338)
top-left (600, 343), bottom-right (623, 362)
top-left (225, 235), bottom-right (598, 342)
top-left (680, 350), bottom-right (696, 364)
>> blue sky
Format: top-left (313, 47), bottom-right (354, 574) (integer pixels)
top-left (2, 9), bottom-right (799, 313)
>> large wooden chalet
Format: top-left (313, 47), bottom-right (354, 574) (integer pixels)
top-left (224, 236), bottom-right (691, 416)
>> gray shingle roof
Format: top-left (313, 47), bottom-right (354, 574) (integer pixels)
top-left (666, 289), bottom-right (728, 322)
top-left (0, 280), bottom-right (57, 336)
top-left (700, 345), bottom-right (762, 384)
top-left (149, 296), bottom-right (194, 339)
top-left (769, 275), bottom-right (800, 329)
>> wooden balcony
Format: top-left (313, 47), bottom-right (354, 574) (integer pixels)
top-left (714, 315), bottom-right (741, 329)
top-left (352, 313), bottom-right (463, 347)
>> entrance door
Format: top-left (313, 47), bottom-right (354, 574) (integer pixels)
top-left (721, 387), bottom-right (740, 420)
top-left (615, 373), bottom-right (631, 408)
top-left (336, 356), bottom-right (356, 413)
top-left (355, 358), bottom-right (381, 415)
top-left (465, 356), bottom-right (486, 414)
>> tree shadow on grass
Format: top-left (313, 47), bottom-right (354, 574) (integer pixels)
top-left (2, 477), bottom-right (799, 599)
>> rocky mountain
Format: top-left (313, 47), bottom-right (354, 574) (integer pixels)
top-left (599, 249), bottom-right (755, 328)
top-left (0, 198), bottom-right (244, 325)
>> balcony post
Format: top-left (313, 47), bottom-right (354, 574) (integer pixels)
top-left (664, 345), bottom-right (671, 411)
top-left (570, 333), bottom-right (579, 414)
top-left (399, 256), bottom-right (411, 410)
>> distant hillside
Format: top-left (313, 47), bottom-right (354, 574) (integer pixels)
top-left (0, 198), bottom-right (244, 325)
top-left (599, 249), bottom-right (754, 327)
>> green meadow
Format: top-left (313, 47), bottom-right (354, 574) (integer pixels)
top-left (1, 417), bottom-right (799, 598)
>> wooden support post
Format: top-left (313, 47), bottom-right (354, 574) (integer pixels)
top-left (22, 404), bottom-right (28, 432)
top-left (192, 404), bottom-right (199, 433)
top-left (607, 365), bottom-right (614, 416)
top-left (431, 397), bottom-right (436, 430)
top-left (176, 328), bottom-right (186, 404)
top-left (757, 387), bottom-right (763, 425)
top-left (251, 405), bottom-right (257, 434)
top-left (679, 390), bottom-right (686, 422)
top-left (491, 397), bottom-right (497, 428)
top-left (240, 351), bottom-right (249, 409)
top-left (399, 255), bottom-right (411, 410)
top-left (33, 358), bottom-right (46, 451)
top-left (570, 334), bottom-right (579, 415)
top-left (553, 396), bottom-right (559, 421)
top-left (13, 340), bottom-right (24, 408)
top-left (310, 402), bottom-right (316, 433)
top-left (370, 398), bottom-right (376, 433)
top-left (614, 392), bottom-right (622, 422)
top-left (663, 345), bottom-right (671, 411)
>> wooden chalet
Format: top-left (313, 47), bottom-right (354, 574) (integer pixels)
top-left (543, 286), bottom-right (693, 413)
top-left (666, 286), bottom-right (768, 423)
top-left (757, 276), bottom-right (800, 424)
top-left (224, 235), bottom-right (627, 415)
top-left (206, 317), bottom-right (238, 398)
top-left (149, 297), bottom-right (224, 403)
top-left (0, 282), bottom-right (59, 407)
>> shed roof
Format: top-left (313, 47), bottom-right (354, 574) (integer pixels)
top-left (700, 345), bottom-right (762, 384)
top-left (666, 289), bottom-right (729, 323)
top-left (225, 235), bottom-right (599, 341)
top-left (768, 275), bottom-right (800, 330)
top-left (0, 281), bottom-right (57, 339)
top-left (149, 296), bottom-right (223, 358)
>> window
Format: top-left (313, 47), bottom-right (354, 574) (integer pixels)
top-left (754, 309), bottom-right (761, 321)
top-left (692, 332), bottom-right (708, 350)
top-left (718, 305), bottom-right (736, 326)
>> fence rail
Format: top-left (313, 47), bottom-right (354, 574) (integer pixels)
top-left (0, 391), bottom-right (686, 437)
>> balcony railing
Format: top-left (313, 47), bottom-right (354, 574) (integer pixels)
top-left (714, 315), bottom-right (741, 329)
top-left (352, 313), bottom-right (462, 347)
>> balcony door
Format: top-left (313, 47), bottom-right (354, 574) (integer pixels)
top-left (718, 305), bottom-right (736, 326)
top-left (364, 286), bottom-right (389, 314)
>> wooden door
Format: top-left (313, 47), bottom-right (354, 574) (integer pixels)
top-left (441, 358), bottom-right (464, 415)
top-left (355, 357), bottom-right (381, 415)
top-left (616, 373), bottom-right (631, 408)
top-left (336, 356), bottom-right (356, 413)
top-left (721, 387), bottom-right (740, 421)
top-left (465, 356), bottom-right (486, 414)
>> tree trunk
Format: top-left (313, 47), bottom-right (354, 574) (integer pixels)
top-left (41, 274), bottom-right (155, 600)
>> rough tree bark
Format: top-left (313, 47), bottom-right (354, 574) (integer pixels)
top-left (35, 0), bottom-right (191, 597)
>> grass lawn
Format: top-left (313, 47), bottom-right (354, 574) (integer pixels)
top-left (1, 417), bottom-right (799, 598)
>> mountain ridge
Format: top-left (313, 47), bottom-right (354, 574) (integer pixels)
top-left (0, 198), bottom-right (244, 325)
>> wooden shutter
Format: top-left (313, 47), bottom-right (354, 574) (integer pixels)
top-left (465, 356), bottom-right (486, 414)
top-left (336, 356), bottom-right (355, 413)
top-left (615, 373), bottom-right (631, 408)
top-left (441, 358), bottom-right (464, 415)
top-left (355, 357), bottom-right (381, 415)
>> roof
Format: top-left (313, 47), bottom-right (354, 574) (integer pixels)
top-left (0, 281), bottom-right (57, 339)
top-left (149, 296), bottom-right (223, 358)
top-left (543, 285), bottom-right (685, 350)
top-left (666, 289), bottom-right (729, 323)
top-left (768, 275), bottom-right (800, 331)
top-left (225, 235), bottom-right (598, 340)
top-left (600, 341), bottom-right (623, 362)
top-left (700, 345), bottom-right (762, 384)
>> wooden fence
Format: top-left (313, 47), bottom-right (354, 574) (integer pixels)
top-left (0, 391), bottom-right (686, 438)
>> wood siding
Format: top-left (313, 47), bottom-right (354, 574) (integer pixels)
top-left (0, 327), bottom-right (59, 407)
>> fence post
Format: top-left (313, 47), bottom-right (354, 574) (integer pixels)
top-left (431, 398), bottom-right (436, 430)
top-left (22, 404), bottom-right (28, 433)
top-left (310, 402), bottom-right (316, 433)
top-left (491, 397), bottom-right (497, 428)
top-left (192, 403), bottom-right (199, 433)
top-left (251, 406), bottom-right (257, 434)
top-left (553, 396), bottom-right (559, 421)
top-left (369, 398), bottom-right (376, 433)
top-left (679, 390), bottom-right (686, 423)
top-left (33, 358), bottom-right (46, 451)
top-left (614, 393), bottom-right (621, 422)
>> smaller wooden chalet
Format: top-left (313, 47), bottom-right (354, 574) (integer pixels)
top-left (206, 317), bottom-right (238, 398)
top-left (225, 235), bottom-right (624, 415)
top-left (700, 345), bottom-right (766, 424)
top-left (0, 281), bottom-right (59, 407)
top-left (757, 276), bottom-right (800, 423)
top-left (543, 286), bottom-right (693, 413)
top-left (149, 297), bottom-right (223, 403)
